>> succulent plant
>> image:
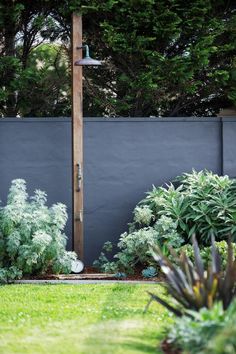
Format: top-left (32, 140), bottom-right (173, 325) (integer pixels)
top-left (114, 272), bottom-right (127, 279)
top-left (142, 266), bottom-right (157, 278)
top-left (148, 235), bottom-right (236, 316)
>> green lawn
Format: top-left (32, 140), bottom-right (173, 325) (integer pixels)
top-left (0, 284), bottom-right (172, 354)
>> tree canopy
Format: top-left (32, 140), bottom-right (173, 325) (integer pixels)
top-left (0, 0), bottom-right (235, 117)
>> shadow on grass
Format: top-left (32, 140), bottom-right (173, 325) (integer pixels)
top-left (121, 331), bottom-right (164, 354)
top-left (121, 340), bottom-right (162, 354)
top-left (83, 323), bottom-right (164, 354)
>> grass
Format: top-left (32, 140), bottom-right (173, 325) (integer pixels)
top-left (0, 283), bottom-right (172, 354)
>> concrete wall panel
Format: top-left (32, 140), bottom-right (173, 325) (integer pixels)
top-left (83, 118), bottom-right (222, 262)
top-left (0, 118), bottom-right (72, 249)
top-left (0, 117), bottom-right (234, 264)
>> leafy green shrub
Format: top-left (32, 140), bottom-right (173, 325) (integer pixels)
top-left (167, 303), bottom-right (227, 354)
top-left (176, 241), bottom-right (236, 269)
top-left (137, 170), bottom-right (236, 244)
top-left (203, 310), bottom-right (236, 354)
top-left (93, 241), bottom-right (119, 273)
top-left (95, 170), bottom-right (236, 274)
top-left (168, 300), bottom-right (236, 354)
top-left (0, 179), bottom-right (77, 283)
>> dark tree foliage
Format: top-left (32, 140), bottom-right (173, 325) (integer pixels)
top-left (0, 0), bottom-right (70, 117)
top-left (0, 0), bottom-right (236, 117)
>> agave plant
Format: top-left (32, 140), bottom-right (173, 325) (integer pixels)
top-left (148, 235), bottom-right (236, 316)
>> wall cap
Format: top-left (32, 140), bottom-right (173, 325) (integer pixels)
top-left (1, 117), bottom-right (236, 123)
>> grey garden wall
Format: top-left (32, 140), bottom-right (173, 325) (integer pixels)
top-left (0, 117), bottom-right (235, 263)
top-left (0, 118), bottom-right (73, 250)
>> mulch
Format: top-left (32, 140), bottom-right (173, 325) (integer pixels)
top-left (21, 266), bottom-right (164, 282)
top-left (161, 339), bottom-right (182, 354)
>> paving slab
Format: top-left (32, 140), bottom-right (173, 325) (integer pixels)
top-left (14, 279), bottom-right (160, 284)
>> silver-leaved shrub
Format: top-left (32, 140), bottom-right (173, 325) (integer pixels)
top-left (94, 170), bottom-right (236, 274)
top-left (133, 205), bottom-right (154, 226)
top-left (94, 215), bottom-right (183, 273)
top-left (0, 179), bottom-right (77, 283)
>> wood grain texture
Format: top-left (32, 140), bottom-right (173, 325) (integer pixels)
top-left (72, 14), bottom-right (83, 258)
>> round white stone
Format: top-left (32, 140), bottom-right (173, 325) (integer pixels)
top-left (71, 260), bottom-right (84, 273)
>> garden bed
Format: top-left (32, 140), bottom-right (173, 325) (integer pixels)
top-left (161, 340), bottom-right (182, 354)
top-left (21, 267), bottom-right (163, 282)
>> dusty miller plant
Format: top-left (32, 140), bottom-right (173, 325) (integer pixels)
top-left (94, 215), bottom-right (183, 273)
top-left (0, 179), bottom-right (76, 283)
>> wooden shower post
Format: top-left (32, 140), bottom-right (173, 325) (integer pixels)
top-left (72, 13), bottom-right (83, 258)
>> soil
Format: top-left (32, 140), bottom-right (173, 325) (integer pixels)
top-left (161, 339), bottom-right (182, 354)
top-left (22, 266), bottom-right (164, 281)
